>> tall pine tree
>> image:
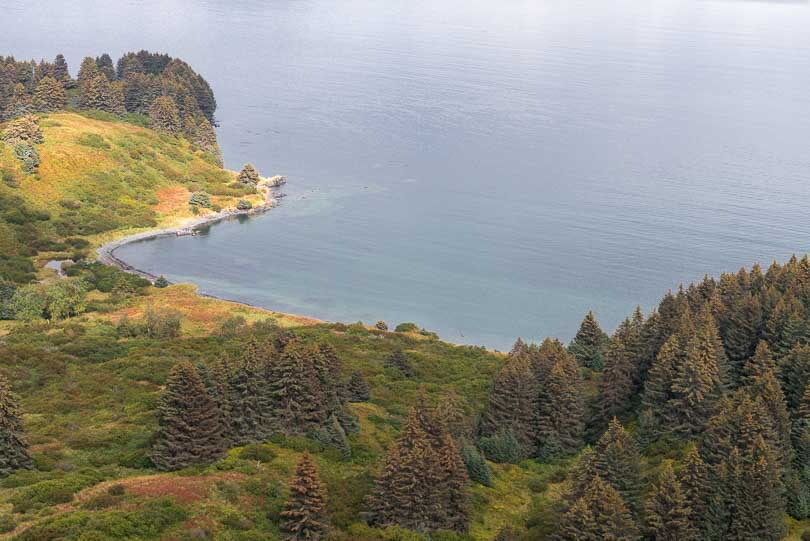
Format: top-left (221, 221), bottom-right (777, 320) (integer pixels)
top-left (281, 452), bottom-right (329, 540)
top-left (151, 362), bottom-right (225, 470)
top-left (0, 374), bottom-right (33, 476)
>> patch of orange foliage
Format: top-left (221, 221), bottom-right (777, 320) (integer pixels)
top-left (102, 284), bottom-right (319, 336)
top-left (126, 473), bottom-right (245, 504)
top-left (155, 186), bottom-right (192, 215)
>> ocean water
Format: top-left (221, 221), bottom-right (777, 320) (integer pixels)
top-left (6, 0), bottom-right (810, 349)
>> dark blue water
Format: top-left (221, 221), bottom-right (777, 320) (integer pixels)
top-left (7, 0), bottom-right (810, 349)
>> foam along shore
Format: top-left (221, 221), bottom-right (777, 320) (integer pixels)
top-left (97, 178), bottom-right (285, 282)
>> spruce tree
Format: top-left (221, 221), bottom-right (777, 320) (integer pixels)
top-left (765, 295), bottom-right (807, 358)
top-left (33, 76), bottom-right (66, 112)
top-left (369, 403), bottom-right (469, 532)
top-left (591, 338), bottom-right (635, 436)
top-left (368, 407), bottom-right (439, 531)
top-left (679, 446), bottom-right (710, 537)
top-left (4, 83), bottom-right (32, 118)
top-left (52, 54), bottom-right (71, 87)
top-left (80, 75), bottom-right (113, 111)
top-left (0, 374), bottom-right (33, 476)
top-left (151, 362), bottom-right (225, 470)
top-left (593, 418), bottom-right (642, 515)
top-left (228, 343), bottom-right (266, 443)
top-left (281, 452), bottom-right (329, 540)
top-left (479, 354), bottom-right (537, 457)
top-left (346, 371), bottom-right (370, 402)
top-left (556, 475), bottom-right (638, 541)
top-left (267, 340), bottom-right (328, 434)
top-left (670, 312), bottom-right (723, 438)
top-left (569, 310), bottom-right (608, 370)
top-left (747, 366), bottom-right (793, 471)
top-left (781, 343), bottom-right (810, 413)
top-left (384, 349), bottom-right (414, 377)
top-left (435, 432), bottom-right (470, 531)
top-left (148, 95), bottom-right (182, 135)
top-left (435, 389), bottom-right (472, 442)
top-left (641, 335), bottom-right (680, 438)
top-left (645, 463), bottom-right (695, 541)
top-left (536, 356), bottom-right (583, 458)
top-left (742, 341), bottom-right (777, 387)
top-left (96, 53), bottom-right (116, 80)
top-left (237, 163), bottom-right (260, 185)
top-left (77, 57), bottom-right (99, 88)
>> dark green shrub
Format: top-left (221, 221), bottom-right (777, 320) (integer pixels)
top-left (107, 484), bottom-right (125, 496)
top-left (375, 320), bottom-right (388, 331)
top-left (460, 443), bottom-right (492, 487)
top-left (13, 143), bottom-right (40, 174)
top-left (189, 191), bottom-right (212, 209)
top-left (0, 514), bottom-right (16, 534)
top-left (238, 443), bottom-right (277, 463)
top-left (236, 199), bottom-right (252, 210)
top-left (395, 322), bottom-right (419, 333)
top-left (479, 429), bottom-right (522, 464)
top-left (154, 275), bottom-right (169, 288)
top-left (77, 133), bottom-right (111, 149)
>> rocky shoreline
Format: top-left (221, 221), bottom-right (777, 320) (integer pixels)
top-left (97, 189), bottom-right (280, 282)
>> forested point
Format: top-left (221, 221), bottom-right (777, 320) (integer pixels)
top-left (0, 51), bottom-right (221, 164)
top-left (1, 52), bottom-right (810, 541)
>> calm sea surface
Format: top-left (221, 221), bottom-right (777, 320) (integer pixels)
top-left (6, 0), bottom-right (810, 349)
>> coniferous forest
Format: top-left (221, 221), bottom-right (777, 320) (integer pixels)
top-left (0, 52), bottom-right (809, 540)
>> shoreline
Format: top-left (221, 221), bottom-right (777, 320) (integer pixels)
top-left (97, 189), bottom-right (279, 282)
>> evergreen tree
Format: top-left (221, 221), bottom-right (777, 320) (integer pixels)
top-left (670, 312), bottom-right (723, 438)
top-left (95, 53), bottom-right (116, 80)
top-left (237, 163), bottom-right (261, 185)
top-left (148, 95), bottom-right (182, 135)
top-left (556, 475), bottom-right (638, 541)
top-left (479, 354), bottom-right (537, 457)
top-left (593, 418), bottom-right (642, 515)
top-left (641, 335), bottom-right (680, 438)
top-left (150, 362), bottom-right (225, 470)
top-left (569, 310), bottom-right (609, 370)
top-left (724, 439), bottom-right (786, 541)
top-left (346, 371), bottom-right (370, 402)
top-left (52, 54), bottom-right (72, 87)
top-left (536, 356), bottom-right (583, 458)
top-left (384, 349), bottom-right (414, 377)
top-left (0, 374), bottom-right (33, 476)
top-left (742, 340), bottom-right (777, 387)
top-left (765, 295), bottom-right (807, 358)
top-left (228, 343), bottom-right (266, 443)
top-left (33, 76), bottom-right (66, 112)
top-left (747, 366), bottom-right (793, 471)
top-left (645, 463), bottom-right (696, 541)
top-left (368, 403), bottom-right (469, 532)
top-left (459, 442), bottom-right (492, 486)
top-left (80, 75), bottom-right (113, 111)
top-left (591, 338), bottom-right (635, 436)
top-left (781, 343), bottom-right (810, 413)
top-left (435, 389), bottom-right (472, 442)
top-left (368, 407), bottom-right (440, 532)
top-left (435, 432), bottom-right (471, 531)
top-left (267, 339), bottom-right (329, 434)
top-left (4, 83), bottom-right (32, 119)
top-left (679, 447), bottom-right (710, 536)
top-left (77, 56), bottom-right (99, 88)
top-left (281, 453), bottom-right (329, 540)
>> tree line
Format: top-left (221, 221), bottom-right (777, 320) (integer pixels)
top-left (481, 256), bottom-right (810, 539)
top-left (0, 51), bottom-right (220, 163)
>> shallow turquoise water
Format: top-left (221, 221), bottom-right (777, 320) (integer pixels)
top-left (7, 0), bottom-right (810, 349)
